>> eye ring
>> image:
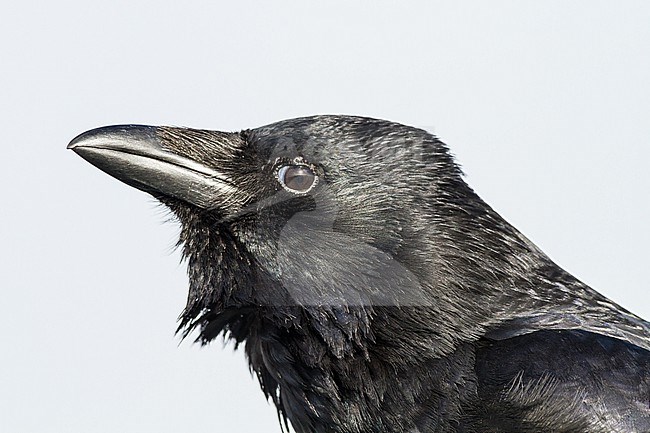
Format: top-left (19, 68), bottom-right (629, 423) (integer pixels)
top-left (276, 163), bottom-right (319, 194)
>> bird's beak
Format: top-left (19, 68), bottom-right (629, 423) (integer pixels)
top-left (68, 125), bottom-right (240, 209)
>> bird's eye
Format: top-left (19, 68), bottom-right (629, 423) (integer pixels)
top-left (277, 165), bottom-right (318, 194)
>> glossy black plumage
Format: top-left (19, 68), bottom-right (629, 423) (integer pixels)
top-left (69, 115), bottom-right (650, 432)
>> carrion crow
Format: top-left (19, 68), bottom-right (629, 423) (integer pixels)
top-left (69, 116), bottom-right (650, 433)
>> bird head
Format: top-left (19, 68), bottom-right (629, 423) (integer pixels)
top-left (68, 115), bottom-right (535, 360)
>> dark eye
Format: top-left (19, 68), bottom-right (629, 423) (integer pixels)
top-left (277, 165), bottom-right (318, 193)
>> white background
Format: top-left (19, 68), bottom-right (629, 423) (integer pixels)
top-left (1, 1), bottom-right (648, 432)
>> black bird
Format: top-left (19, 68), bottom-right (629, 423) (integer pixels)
top-left (69, 116), bottom-right (650, 433)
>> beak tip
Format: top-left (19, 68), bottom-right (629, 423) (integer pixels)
top-left (67, 131), bottom-right (88, 150)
